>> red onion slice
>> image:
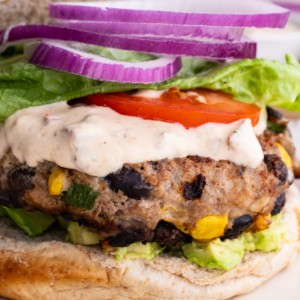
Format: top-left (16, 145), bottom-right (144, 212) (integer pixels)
top-left (274, 1), bottom-right (300, 12)
top-left (50, 20), bottom-right (244, 42)
top-left (25, 41), bottom-right (182, 83)
top-left (50, 0), bottom-right (289, 28)
top-left (1, 25), bottom-right (256, 59)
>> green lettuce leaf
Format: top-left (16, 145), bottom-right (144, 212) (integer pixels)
top-left (198, 58), bottom-right (300, 110)
top-left (0, 56), bottom-right (135, 121)
top-left (85, 45), bottom-right (156, 62)
top-left (1, 50), bottom-right (300, 121)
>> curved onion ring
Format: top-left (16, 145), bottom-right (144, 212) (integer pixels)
top-left (49, 0), bottom-right (289, 28)
top-left (50, 20), bottom-right (244, 42)
top-left (24, 41), bottom-right (182, 83)
top-left (1, 25), bottom-right (256, 59)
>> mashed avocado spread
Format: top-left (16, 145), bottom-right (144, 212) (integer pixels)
top-left (182, 214), bottom-right (286, 270)
top-left (0, 206), bottom-right (288, 270)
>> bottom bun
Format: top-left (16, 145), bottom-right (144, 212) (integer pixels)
top-left (0, 186), bottom-right (299, 300)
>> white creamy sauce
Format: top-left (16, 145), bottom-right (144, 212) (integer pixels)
top-left (132, 89), bottom-right (166, 98)
top-left (1, 102), bottom-right (264, 177)
top-left (186, 91), bottom-right (207, 103)
top-left (253, 107), bottom-right (267, 136)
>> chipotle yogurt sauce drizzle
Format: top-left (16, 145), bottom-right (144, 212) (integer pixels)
top-left (0, 102), bottom-right (264, 177)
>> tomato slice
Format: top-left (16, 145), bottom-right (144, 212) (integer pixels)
top-left (84, 88), bottom-right (260, 128)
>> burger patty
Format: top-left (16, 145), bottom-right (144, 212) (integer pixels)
top-left (0, 128), bottom-right (293, 247)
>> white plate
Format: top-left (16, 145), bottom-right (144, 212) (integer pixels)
top-left (236, 254), bottom-right (300, 300)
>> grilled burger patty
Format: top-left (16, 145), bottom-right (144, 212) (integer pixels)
top-left (0, 125), bottom-right (294, 247)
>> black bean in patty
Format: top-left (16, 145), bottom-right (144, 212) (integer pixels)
top-left (0, 189), bottom-right (24, 208)
top-left (221, 215), bottom-right (253, 240)
top-left (264, 154), bottom-right (288, 184)
top-left (108, 226), bottom-right (154, 247)
top-left (105, 167), bottom-right (152, 200)
top-left (7, 167), bottom-right (35, 191)
top-left (183, 174), bottom-right (206, 200)
top-left (271, 192), bottom-right (286, 216)
top-left (153, 220), bottom-right (191, 247)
